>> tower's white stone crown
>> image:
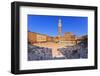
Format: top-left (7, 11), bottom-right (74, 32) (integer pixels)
top-left (58, 18), bottom-right (62, 27)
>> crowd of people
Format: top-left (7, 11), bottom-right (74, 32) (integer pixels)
top-left (58, 40), bottom-right (88, 59)
top-left (28, 37), bottom-right (88, 60)
top-left (28, 44), bottom-right (53, 60)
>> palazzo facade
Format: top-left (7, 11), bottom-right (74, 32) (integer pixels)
top-left (28, 19), bottom-right (86, 46)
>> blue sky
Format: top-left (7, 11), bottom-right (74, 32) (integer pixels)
top-left (28, 15), bottom-right (88, 37)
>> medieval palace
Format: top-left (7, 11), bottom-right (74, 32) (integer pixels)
top-left (28, 19), bottom-right (85, 46)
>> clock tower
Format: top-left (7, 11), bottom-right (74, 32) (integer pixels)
top-left (58, 18), bottom-right (62, 37)
top-left (58, 18), bottom-right (62, 43)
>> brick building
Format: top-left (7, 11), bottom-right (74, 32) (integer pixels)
top-left (28, 19), bottom-right (86, 46)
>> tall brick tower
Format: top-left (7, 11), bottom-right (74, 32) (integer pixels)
top-left (58, 18), bottom-right (62, 37)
